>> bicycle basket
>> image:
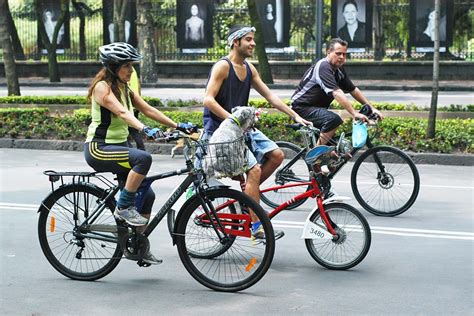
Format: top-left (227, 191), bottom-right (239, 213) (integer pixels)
top-left (198, 137), bottom-right (248, 179)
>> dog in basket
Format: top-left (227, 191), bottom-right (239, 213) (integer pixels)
top-left (204, 106), bottom-right (257, 179)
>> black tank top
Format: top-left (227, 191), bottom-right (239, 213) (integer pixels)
top-left (203, 57), bottom-right (252, 133)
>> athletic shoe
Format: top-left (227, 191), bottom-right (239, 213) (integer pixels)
top-left (114, 206), bottom-right (148, 226)
top-left (251, 222), bottom-right (285, 244)
top-left (142, 251), bottom-right (163, 265)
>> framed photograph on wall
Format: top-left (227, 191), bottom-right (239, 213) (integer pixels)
top-left (409, 0), bottom-right (453, 52)
top-left (102, 0), bottom-right (137, 46)
top-left (256, 0), bottom-right (290, 48)
top-left (37, 0), bottom-right (70, 49)
top-left (176, 0), bottom-right (214, 49)
top-left (331, 0), bottom-right (373, 49)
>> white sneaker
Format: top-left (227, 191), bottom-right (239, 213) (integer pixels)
top-left (142, 251), bottom-right (163, 265)
top-left (114, 206), bottom-right (148, 226)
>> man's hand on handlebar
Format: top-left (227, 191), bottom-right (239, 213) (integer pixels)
top-left (142, 126), bottom-right (165, 139)
top-left (354, 112), bottom-right (368, 122)
top-left (359, 103), bottom-right (383, 121)
top-left (293, 115), bottom-right (313, 126)
top-left (371, 108), bottom-right (384, 120)
top-left (177, 122), bottom-right (199, 135)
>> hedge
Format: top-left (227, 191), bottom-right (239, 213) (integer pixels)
top-left (1, 108), bottom-right (472, 154)
top-left (0, 96), bottom-right (472, 112)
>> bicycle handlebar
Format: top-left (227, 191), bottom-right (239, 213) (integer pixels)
top-left (285, 123), bottom-right (321, 133)
top-left (156, 130), bottom-right (202, 143)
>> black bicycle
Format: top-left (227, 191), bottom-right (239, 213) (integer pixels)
top-left (260, 109), bottom-right (420, 217)
top-left (37, 131), bottom-right (275, 292)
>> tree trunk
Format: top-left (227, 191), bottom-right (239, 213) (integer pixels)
top-left (427, 0), bottom-right (440, 139)
top-left (113, 0), bottom-right (129, 42)
top-left (136, 0), bottom-right (157, 83)
top-left (373, 0), bottom-right (384, 61)
top-left (247, 0), bottom-right (273, 84)
top-left (5, 0), bottom-right (25, 60)
top-left (72, 0), bottom-right (86, 60)
top-left (36, 0), bottom-right (68, 82)
top-left (0, 0), bottom-right (21, 95)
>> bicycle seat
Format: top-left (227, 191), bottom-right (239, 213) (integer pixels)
top-left (304, 145), bottom-right (335, 166)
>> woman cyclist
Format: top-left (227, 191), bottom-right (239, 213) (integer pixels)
top-left (84, 42), bottom-right (197, 265)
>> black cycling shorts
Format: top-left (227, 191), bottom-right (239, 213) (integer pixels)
top-left (84, 141), bottom-right (152, 176)
top-left (292, 105), bottom-right (343, 133)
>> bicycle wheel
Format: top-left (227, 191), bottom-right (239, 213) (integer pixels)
top-left (351, 146), bottom-right (420, 216)
top-left (260, 141), bottom-right (311, 210)
top-left (38, 184), bottom-right (122, 281)
top-left (305, 203), bottom-right (371, 270)
top-left (175, 188), bottom-right (275, 292)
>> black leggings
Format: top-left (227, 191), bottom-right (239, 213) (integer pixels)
top-left (84, 141), bottom-right (152, 175)
top-left (84, 141), bottom-right (155, 214)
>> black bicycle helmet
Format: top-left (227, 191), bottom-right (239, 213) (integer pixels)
top-left (99, 42), bottom-right (142, 65)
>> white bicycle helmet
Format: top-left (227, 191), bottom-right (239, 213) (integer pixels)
top-left (99, 42), bottom-right (142, 65)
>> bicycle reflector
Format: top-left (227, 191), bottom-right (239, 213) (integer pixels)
top-left (50, 216), bottom-right (56, 233)
top-left (246, 257), bottom-right (257, 272)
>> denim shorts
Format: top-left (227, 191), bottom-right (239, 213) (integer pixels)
top-left (201, 129), bottom-right (278, 170)
top-left (245, 129), bottom-right (279, 168)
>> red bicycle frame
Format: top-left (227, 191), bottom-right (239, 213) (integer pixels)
top-left (259, 176), bottom-right (337, 236)
top-left (198, 176), bottom-right (338, 237)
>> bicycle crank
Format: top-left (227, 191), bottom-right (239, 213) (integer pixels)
top-left (118, 226), bottom-right (150, 261)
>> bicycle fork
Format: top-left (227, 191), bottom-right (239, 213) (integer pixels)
top-left (300, 197), bottom-right (346, 241)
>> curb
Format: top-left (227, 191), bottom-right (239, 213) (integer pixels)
top-left (1, 138), bottom-right (472, 166)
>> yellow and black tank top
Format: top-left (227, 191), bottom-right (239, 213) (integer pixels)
top-left (86, 81), bottom-right (133, 143)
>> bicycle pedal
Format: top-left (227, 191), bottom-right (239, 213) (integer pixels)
top-left (137, 260), bottom-right (151, 268)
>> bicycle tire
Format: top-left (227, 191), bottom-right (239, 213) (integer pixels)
top-left (260, 141), bottom-right (311, 210)
top-left (38, 183), bottom-right (122, 281)
top-left (175, 188), bottom-right (275, 292)
top-left (169, 204), bottom-right (237, 259)
top-left (351, 146), bottom-right (420, 216)
top-left (305, 203), bottom-right (371, 270)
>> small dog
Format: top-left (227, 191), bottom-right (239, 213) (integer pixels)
top-left (205, 106), bottom-right (257, 178)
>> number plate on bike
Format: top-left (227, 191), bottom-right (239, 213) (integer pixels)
top-left (301, 221), bottom-right (332, 240)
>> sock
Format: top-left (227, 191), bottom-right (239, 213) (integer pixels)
top-left (117, 188), bottom-right (136, 210)
top-left (251, 221), bottom-right (261, 232)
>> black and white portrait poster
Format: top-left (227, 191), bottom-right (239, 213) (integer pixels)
top-left (331, 0), bottom-right (372, 49)
top-left (409, 0), bottom-right (453, 51)
top-left (37, 0), bottom-right (70, 49)
top-left (102, 0), bottom-right (137, 46)
top-left (256, 0), bottom-right (290, 48)
top-left (176, 0), bottom-right (214, 49)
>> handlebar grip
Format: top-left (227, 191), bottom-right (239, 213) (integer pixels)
top-left (369, 113), bottom-right (380, 121)
top-left (285, 123), bottom-right (304, 130)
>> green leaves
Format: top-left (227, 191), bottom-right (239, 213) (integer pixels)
top-left (0, 107), bottom-right (472, 153)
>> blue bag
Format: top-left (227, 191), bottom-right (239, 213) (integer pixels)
top-left (352, 121), bottom-right (368, 148)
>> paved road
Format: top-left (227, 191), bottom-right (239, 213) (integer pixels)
top-left (2, 86), bottom-right (473, 107)
top-left (0, 149), bottom-right (473, 315)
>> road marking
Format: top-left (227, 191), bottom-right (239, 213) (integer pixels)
top-left (272, 220), bottom-right (474, 240)
top-left (0, 202), bottom-right (38, 211)
top-left (332, 180), bottom-right (474, 190)
top-left (2, 202), bottom-right (472, 240)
